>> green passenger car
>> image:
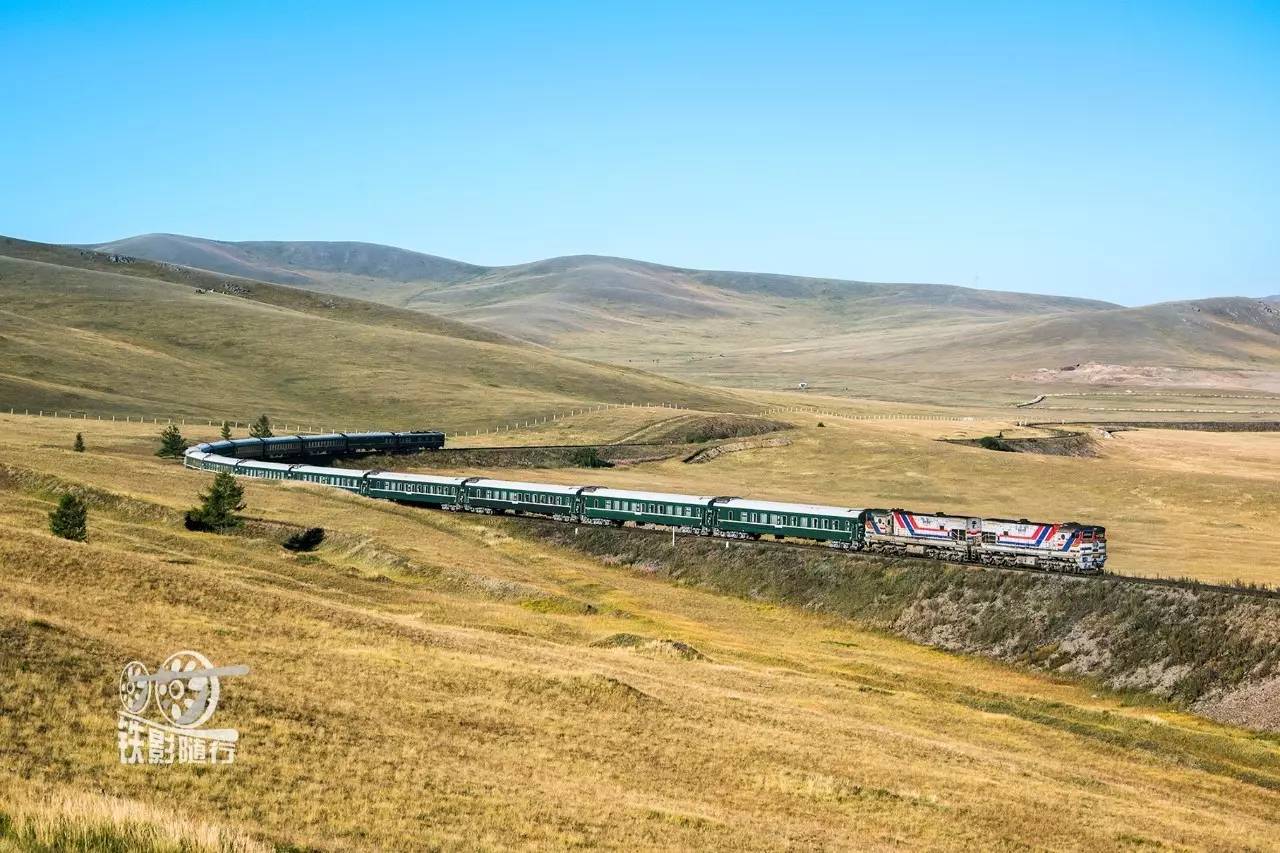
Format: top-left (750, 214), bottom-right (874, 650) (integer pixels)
top-left (712, 498), bottom-right (865, 547)
top-left (366, 472), bottom-right (468, 506)
top-left (466, 478), bottom-right (582, 517)
top-left (288, 464), bottom-right (369, 492)
top-left (236, 460), bottom-right (292, 480)
top-left (580, 488), bottom-right (717, 529)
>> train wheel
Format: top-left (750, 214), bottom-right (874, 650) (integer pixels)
top-left (118, 660), bottom-right (151, 715)
top-left (155, 650), bottom-right (220, 729)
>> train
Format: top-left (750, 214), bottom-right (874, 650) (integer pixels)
top-left (185, 431), bottom-right (1107, 574)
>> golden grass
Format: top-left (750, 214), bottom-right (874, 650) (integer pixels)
top-left (2, 415), bottom-right (1280, 850)
top-left (0, 785), bottom-right (269, 852)
top-left (0, 253), bottom-right (747, 430)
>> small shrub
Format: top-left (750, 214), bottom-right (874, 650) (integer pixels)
top-left (72, 433), bottom-right (85, 452)
top-left (156, 424), bottom-right (188, 458)
top-left (185, 472), bottom-right (245, 532)
top-left (570, 447), bottom-right (612, 468)
top-left (249, 414), bottom-right (273, 438)
top-left (283, 527), bottom-right (326, 552)
top-left (816, 421), bottom-right (825, 428)
top-left (220, 421), bottom-right (233, 440)
top-left (49, 494), bottom-right (88, 542)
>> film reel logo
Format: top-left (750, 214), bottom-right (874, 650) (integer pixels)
top-left (116, 651), bottom-right (249, 765)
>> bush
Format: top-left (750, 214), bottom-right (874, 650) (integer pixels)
top-left (49, 494), bottom-right (88, 542)
top-left (816, 422), bottom-right (825, 428)
top-left (220, 421), bottom-right (233, 440)
top-left (570, 447), bottom-right (613, 468)
top-left (283, 527), bottom-right (326, 552)
top-left (73, 433), bottom-right (85, 452)
top-left (249, 414), bottom-right (273, 439)
top-left (185, 472), bottom-right (245, 532)
top-left (156, 424), bottom-right (188, 458)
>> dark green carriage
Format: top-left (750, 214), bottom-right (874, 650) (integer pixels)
top-left (366, 472), bottom-right (468, 505)
top-left (712, 498), bottom-right (864, 546)
top-left (466, 479), bottom-right (582, 517)
top-left (581, 488), bottom-right (716, 529)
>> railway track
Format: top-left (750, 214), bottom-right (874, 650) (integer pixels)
top-left (416, 506), bottom-right (1280, 601)
top-left (189, 433), bottom-right (1274, 600)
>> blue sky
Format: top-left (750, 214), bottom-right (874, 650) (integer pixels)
top-left (1, 1), bottom-right (1275, 305)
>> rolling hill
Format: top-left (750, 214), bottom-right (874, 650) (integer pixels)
top-left (86, 232), bottom-right (485, 286)
top-left (79, 233), bottom-right (1280, 398)
top-left (83, 234), bottom-right (1118, 340)
top-left (0, 237), bottom-right (748, 426)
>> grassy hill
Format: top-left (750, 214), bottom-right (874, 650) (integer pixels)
top-left (0, 237), bottom-right (747, 427)
top-left (84, 235), bottom-right (1118, 342)
top-left (3, 413), bottom-right (1279, 850)
top-left (85, 232), bottom-right (486, 286)
top-left (81, 233), bottom-right (1280, 399)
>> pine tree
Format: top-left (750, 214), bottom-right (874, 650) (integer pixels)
top-left (185, 472), bottom-right (246, 532)
top-left (49, 494), bottom-right (88, 542)
top-left (156, 424), bottom-right (188, 458)
top-left (73, 433), bottom-right (85, 452)
top-left (249, 414), bottom-right (273, 438)
top-left (220, 421), bottom-right (233, 440)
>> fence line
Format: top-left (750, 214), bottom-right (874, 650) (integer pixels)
top-left (4, 401), bottom-right (988, 438)
top-left (0, 401), bottom-right (695, 440)
top-left (759, 405), bottom-right (976, 423)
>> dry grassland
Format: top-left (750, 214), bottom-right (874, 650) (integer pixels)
top-left (1, 415), bottom-right (1279, 850)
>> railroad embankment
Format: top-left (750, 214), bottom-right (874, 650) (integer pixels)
top-left (395, 443), bottom-right (687, 469)
top-left (945, 429), bottom-right (1099, 456)
top-left (530, 522), bottom-right (1280, 732)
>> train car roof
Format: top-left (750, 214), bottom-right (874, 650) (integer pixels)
top-left (236, 459), bottom-right (292, 471)
top-left (343, 431), bottom-right (395, 439)
top-left (881, 508), bottom-right (975, 521)
top-left (587, 487), bottom-right (717, 504)
top-left (290, 464), bottom-right (371, 477)
top-left (717, 498), bottom-right (865, 516)
top-left (304, 433), bottom-right (345, 441)
top-left (469, 478), bottom-right (585, 496)
top-left (368, 472), bottom-right (470, 485)
top-left (983, 516), bottom-right (1101, 527)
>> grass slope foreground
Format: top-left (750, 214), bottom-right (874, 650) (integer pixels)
top-left (0, 236), bottom-right (746, 427)
top-left (2, 414), bottom-right (1279, 850)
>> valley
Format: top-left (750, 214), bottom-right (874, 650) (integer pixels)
top-left (3, 233), bottom-right (1279, 851)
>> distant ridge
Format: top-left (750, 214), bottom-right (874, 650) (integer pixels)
top-left (85, 233), bottom-right (486, 287)
top-left (81, 233), bottom-right (1119, 340)
top-left (72, 232), bottom-right (1280, 394)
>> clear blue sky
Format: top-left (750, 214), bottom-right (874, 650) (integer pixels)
top-left (1, 1), bottom-right (1276, 305)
